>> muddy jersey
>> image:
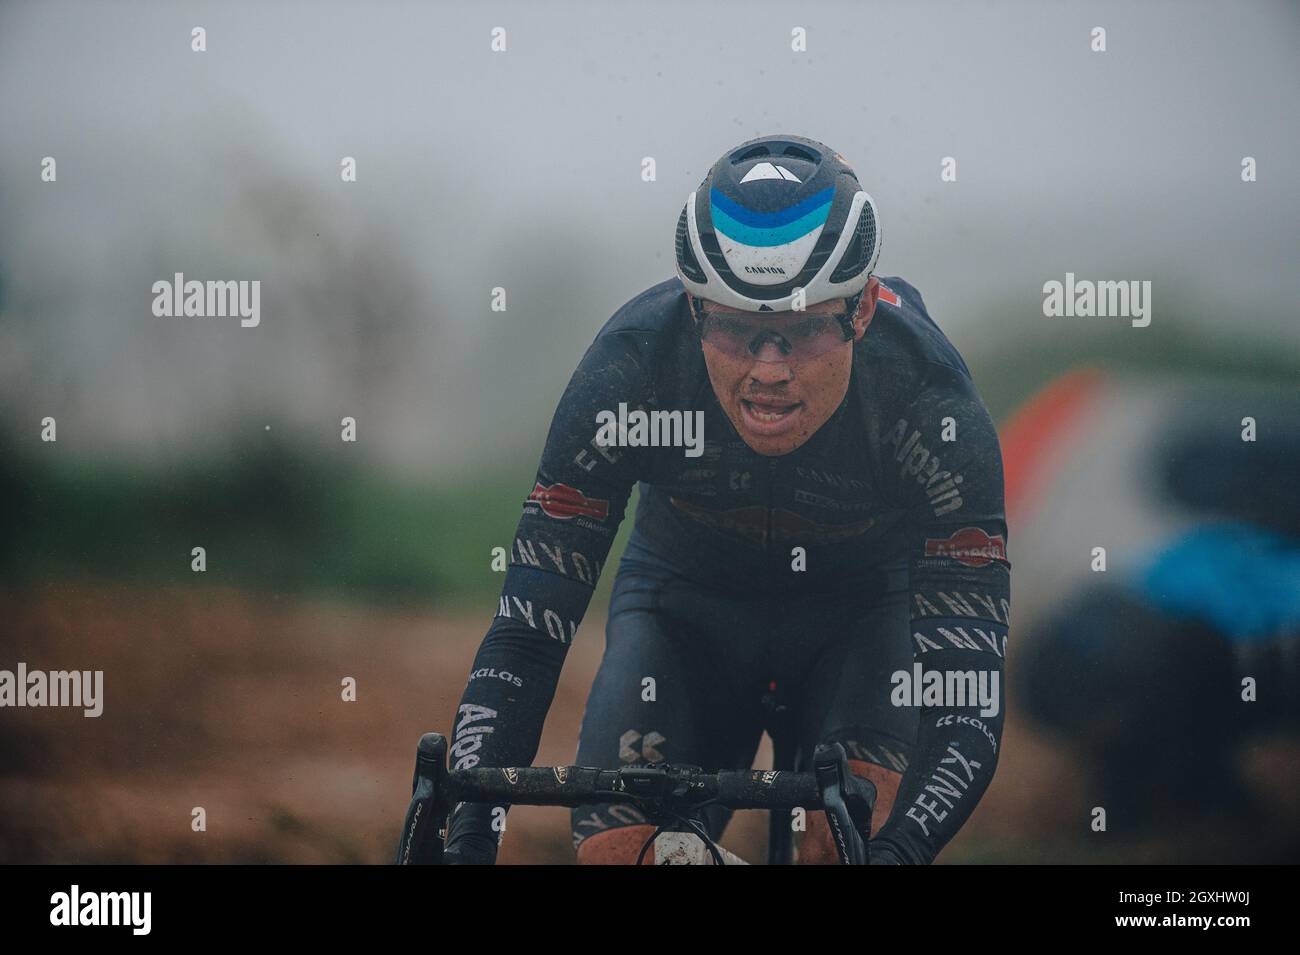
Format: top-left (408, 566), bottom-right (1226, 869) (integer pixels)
top-left (445, 275), bottom-right (1011, 865)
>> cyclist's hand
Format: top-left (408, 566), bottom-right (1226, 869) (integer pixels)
top-left (868, 840), bottom-right (905, 865)
top-left (442, 842), bottom-right (498, 865)
top-left (443, 807), bottom-right (501, 865)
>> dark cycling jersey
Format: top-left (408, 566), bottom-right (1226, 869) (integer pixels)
top-left (444, 275), bottom-right (1011, 864)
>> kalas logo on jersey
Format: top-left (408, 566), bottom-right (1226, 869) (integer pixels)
top-left (924, 527), bottom-right (1007, 567)
top-left (528, 482), bottom-right (610, 521)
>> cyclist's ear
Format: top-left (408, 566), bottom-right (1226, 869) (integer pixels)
top-left (852, 277), bottom-right (881, 341)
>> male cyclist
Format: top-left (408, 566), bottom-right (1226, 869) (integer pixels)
top-left (443, 134), bottom-right (1011, 864)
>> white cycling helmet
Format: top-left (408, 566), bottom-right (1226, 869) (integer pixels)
top-left (675, 134), bottom-right (881, 316)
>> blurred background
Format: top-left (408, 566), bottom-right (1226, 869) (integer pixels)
top-left (1, 0), bottom-right (1297, 863)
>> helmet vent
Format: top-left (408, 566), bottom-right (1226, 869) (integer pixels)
top-left (733, 145), bottom-right (771, 163)
top-left (674, 206), bottom-right (706, 283)
top-left (830, 205), bottom-right (877, 283)
top-left (780, 144), bottom-right (818, 163)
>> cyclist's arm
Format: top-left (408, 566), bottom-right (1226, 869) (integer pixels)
top-left (442, 330), bottom-right (647, 864)
top-left (871, 364), bottom-right (1011, 865)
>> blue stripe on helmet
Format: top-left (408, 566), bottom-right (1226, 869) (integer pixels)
top-left (712, 203), bottom-right (832, 248)
top-left (711, 190), bottom-right (834, 248)
top-left (710, 186), bottom-right (834, 228)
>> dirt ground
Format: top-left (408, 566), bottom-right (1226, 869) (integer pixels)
top-left (2, 579), bottom-right (1296, 863)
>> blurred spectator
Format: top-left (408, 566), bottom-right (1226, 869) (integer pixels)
top-left (1005, 369), bottom-right (1300, 826)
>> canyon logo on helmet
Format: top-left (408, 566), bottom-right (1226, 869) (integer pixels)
top-left (674, 134), bottom-right (882, 327)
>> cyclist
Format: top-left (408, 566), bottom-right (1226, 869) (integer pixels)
top-left (443, 134), bottom-right (1011, 864)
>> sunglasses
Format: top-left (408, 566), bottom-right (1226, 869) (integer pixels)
top-left (691, 296), bottom-right (854, 361)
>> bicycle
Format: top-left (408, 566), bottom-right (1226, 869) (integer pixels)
top-left (394, 732), bottom-right (877, 865)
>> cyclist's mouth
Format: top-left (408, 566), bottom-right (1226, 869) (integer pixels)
top-left (740, 398), bottom-right (803, 434)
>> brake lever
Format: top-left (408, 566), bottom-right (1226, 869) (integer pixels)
top-left (813, 742), bottom-right (876, 865)
top-left (395, 733), bottom-right (449, 865)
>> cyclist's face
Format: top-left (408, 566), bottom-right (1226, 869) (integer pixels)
top-left (698, 277), bottom-right (880, 457)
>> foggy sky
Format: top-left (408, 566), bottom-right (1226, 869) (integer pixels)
top-left (2, 0), bottom-right (1297, 477)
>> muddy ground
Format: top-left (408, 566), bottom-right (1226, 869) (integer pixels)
top-left (2, 580), bottom-right (1296, 863)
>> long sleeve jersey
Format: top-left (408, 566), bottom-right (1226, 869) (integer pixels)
top-left (445, 275), bottom-right (1011, 864)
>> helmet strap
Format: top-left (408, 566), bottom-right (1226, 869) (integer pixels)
top-left (687, 294), bottom-right (706, 331)
top-left (839, 289), bottom-right (866, 341)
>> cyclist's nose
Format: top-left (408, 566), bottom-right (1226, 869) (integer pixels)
top-left (747, 352), bottom-right (794, 384)
top-left (748, 337), bottom-right (793, 365)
